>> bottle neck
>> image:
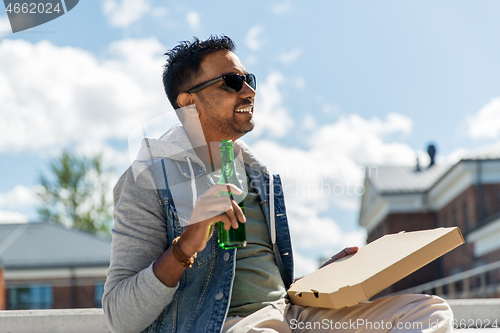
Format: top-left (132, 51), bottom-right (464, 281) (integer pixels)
top-left (218, 140), bottom-right (239, 186)
top-left (220, 149), bottom-right (234, 163)
top-left (220, 140), bottom-right (234, 162)
top-left (219, 155), bottom-right (235, 184)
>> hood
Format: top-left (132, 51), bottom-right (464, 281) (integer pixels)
top-left (134, 123), bottom-right (268, 175)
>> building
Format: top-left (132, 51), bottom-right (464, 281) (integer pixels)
top-left (0, 222), bottom-right (111, 310)
top-left (359, 144), bottom-right (500, 297)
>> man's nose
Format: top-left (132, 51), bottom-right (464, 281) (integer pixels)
top-left (239, 80), bottom-right (256, 99)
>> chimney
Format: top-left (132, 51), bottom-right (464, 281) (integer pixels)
top-left (427, 144), bottom-right (436, 167)
top-left (415, 157), bottom-right (421, 172)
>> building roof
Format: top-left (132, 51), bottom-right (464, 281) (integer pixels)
top-left (461, 142), bottom-right (500, 161)
top-left (0, 222), bottom-right (111, 269)
top-left (367, 164), bottom-right (451, 194)
top-left (367, 143), bottom-right (500, 195)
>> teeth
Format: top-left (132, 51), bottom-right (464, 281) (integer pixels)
top-left (235, 107), bottom-right (252, 113)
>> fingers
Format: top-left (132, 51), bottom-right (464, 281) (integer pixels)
top-left (217, 212), bottom-right (234, 231)
top-left (183, 184), bottom-right (246, 253)
top-left (218, 200), bottom-right (245, 231)
top-left (343, 246), bottom-right (359, 255)
top-left (203, 183), bottom-right (243, 197)
top-left (320, 246), bottom-right (359, 268)
top-left (224, 202), bottom-right (239, 230)
top-left (190, 196), bottom-right (244, 230)
top-left (336, 247), bottom-right (358, 259)
top-left (232, 200), bottom-right (246, 224)
top-left (190, 196), bottom-right (233, 224)
top-left (190, 183), bottom-right (245, 226)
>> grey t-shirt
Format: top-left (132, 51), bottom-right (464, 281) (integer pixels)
top-left (225, 176), bottom-right (287, 317)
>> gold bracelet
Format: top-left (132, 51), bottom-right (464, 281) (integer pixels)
top-left (171, 236), bottom-right (196, 268)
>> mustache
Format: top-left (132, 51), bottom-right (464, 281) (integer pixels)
top-left (234, 98), bottom-right (254, 109)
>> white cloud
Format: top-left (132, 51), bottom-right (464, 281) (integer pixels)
top-left (252, 71), bottom-right (294, 138)
top-left (75, 142), bottom-right (132, 175)
top-left (435, 148), bottom-right (467, 165)
top-left (0, 15), bottom-right (11, 36)
top-left (151, 7), bottom-right (168, 18)
top-left (0, 185), bottom-right (39, 223)
top-left (468, 97), bottom-right (500, 139)
top-left (272, 2), bottom-right (292, 14)
top-left (309, 113), bottom-right (413, 166)
top-left (303, 114), bottom-right (316, 131)
top-left (0, 210), bottom-right (28, 223)
top-left (287, 203), bottom-right (366, 277)
top-left (245, 25), bottom-right (264, 51)
top-left (293, 251), bottom-right (320, 278)
top-left (103, 0), bottom-right (152, 28)
top-left (186, 11), bottom-right (200, 30)
top-left (0, 185), bottom-right (36, 212)
top-left (0, 38), bottom-right (171, 161)
top-left (287, 204), bottom-right (365, 251)
top-left (278, 48), bottom-right (302, 65)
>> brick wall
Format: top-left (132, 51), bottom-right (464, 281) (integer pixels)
top-left (437, 185), bottom-right (477, 233)
top-left (434, 184), bottom-right (500, 277)
top-left (0, 269), bottom-right (5, 310)
top-left (5, 276), bottom-right (104, 310)
top-left (436, 184), bottom-right (500, 233)
top-left (53, 285), bottom-right (96, 309)
top-left (479, 184), bottom-right (500, 221)
top-left (367, 212), bottom-right (436, 243)
top-left (478, 247), bottom-right (500, 265)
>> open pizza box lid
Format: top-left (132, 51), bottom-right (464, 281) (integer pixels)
top-left (287, 227), bottom-right (464, 309)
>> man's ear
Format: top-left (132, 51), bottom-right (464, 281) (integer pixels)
top-left (177, 92), bottom-right (193, 108)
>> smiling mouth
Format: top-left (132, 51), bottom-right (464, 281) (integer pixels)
top-left (234, 106), bottom-right (253, 114)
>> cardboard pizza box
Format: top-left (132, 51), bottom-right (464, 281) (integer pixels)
top-left (288, 227), bottom-right (464, 309)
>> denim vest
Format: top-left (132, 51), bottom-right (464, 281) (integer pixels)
top-left (141, 158), bottom-right (294, 333)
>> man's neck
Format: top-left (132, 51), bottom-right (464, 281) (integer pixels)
top-left (192, 144), bottom-right (219, 172)
top-left (184, 131), bottom-right (224, 171)
top-left (182, 119), bottom-right (243, 171)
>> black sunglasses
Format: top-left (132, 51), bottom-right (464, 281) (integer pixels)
top-left (186, 73), bottom-right (256, 93)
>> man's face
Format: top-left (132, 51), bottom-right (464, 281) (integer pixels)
top-left (188, 51), bottom-right (255, 142)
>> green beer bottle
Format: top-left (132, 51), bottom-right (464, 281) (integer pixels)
top-left (217, 140), bottom-right (247, 249)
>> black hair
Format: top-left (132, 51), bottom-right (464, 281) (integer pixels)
top-left (162, 35), bottom-right (235, 109)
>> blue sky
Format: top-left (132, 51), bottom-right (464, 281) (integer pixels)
top-left (2, 1), bottom-right (500, 275)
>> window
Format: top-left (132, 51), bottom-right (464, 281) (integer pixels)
top-left (8, 284), bottom-right (52, 310)
top-left (94, 282), bottom-right (105, 308)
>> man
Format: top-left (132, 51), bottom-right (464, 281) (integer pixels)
top-left (103, 36), bottom-right (453, 333)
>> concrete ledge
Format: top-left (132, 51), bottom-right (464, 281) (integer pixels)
top-left (0, 299), bottom-right (499, 332)
top-left (448, 299), bottom-right (500, 328)
top-left (0, 308), bottom-right (111, 333)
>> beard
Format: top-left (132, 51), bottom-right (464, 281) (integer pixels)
top-left (196, 94), bottom-right (255, 141)
top-left (209, 112), bottom-right (254, 140)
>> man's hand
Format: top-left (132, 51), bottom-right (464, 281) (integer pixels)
top-left (153, 183), bottom-right (245, 287)
top-left (319, 246), bottom-right (358, 269)
top-left (178, 183), bottom-right (246, 256)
